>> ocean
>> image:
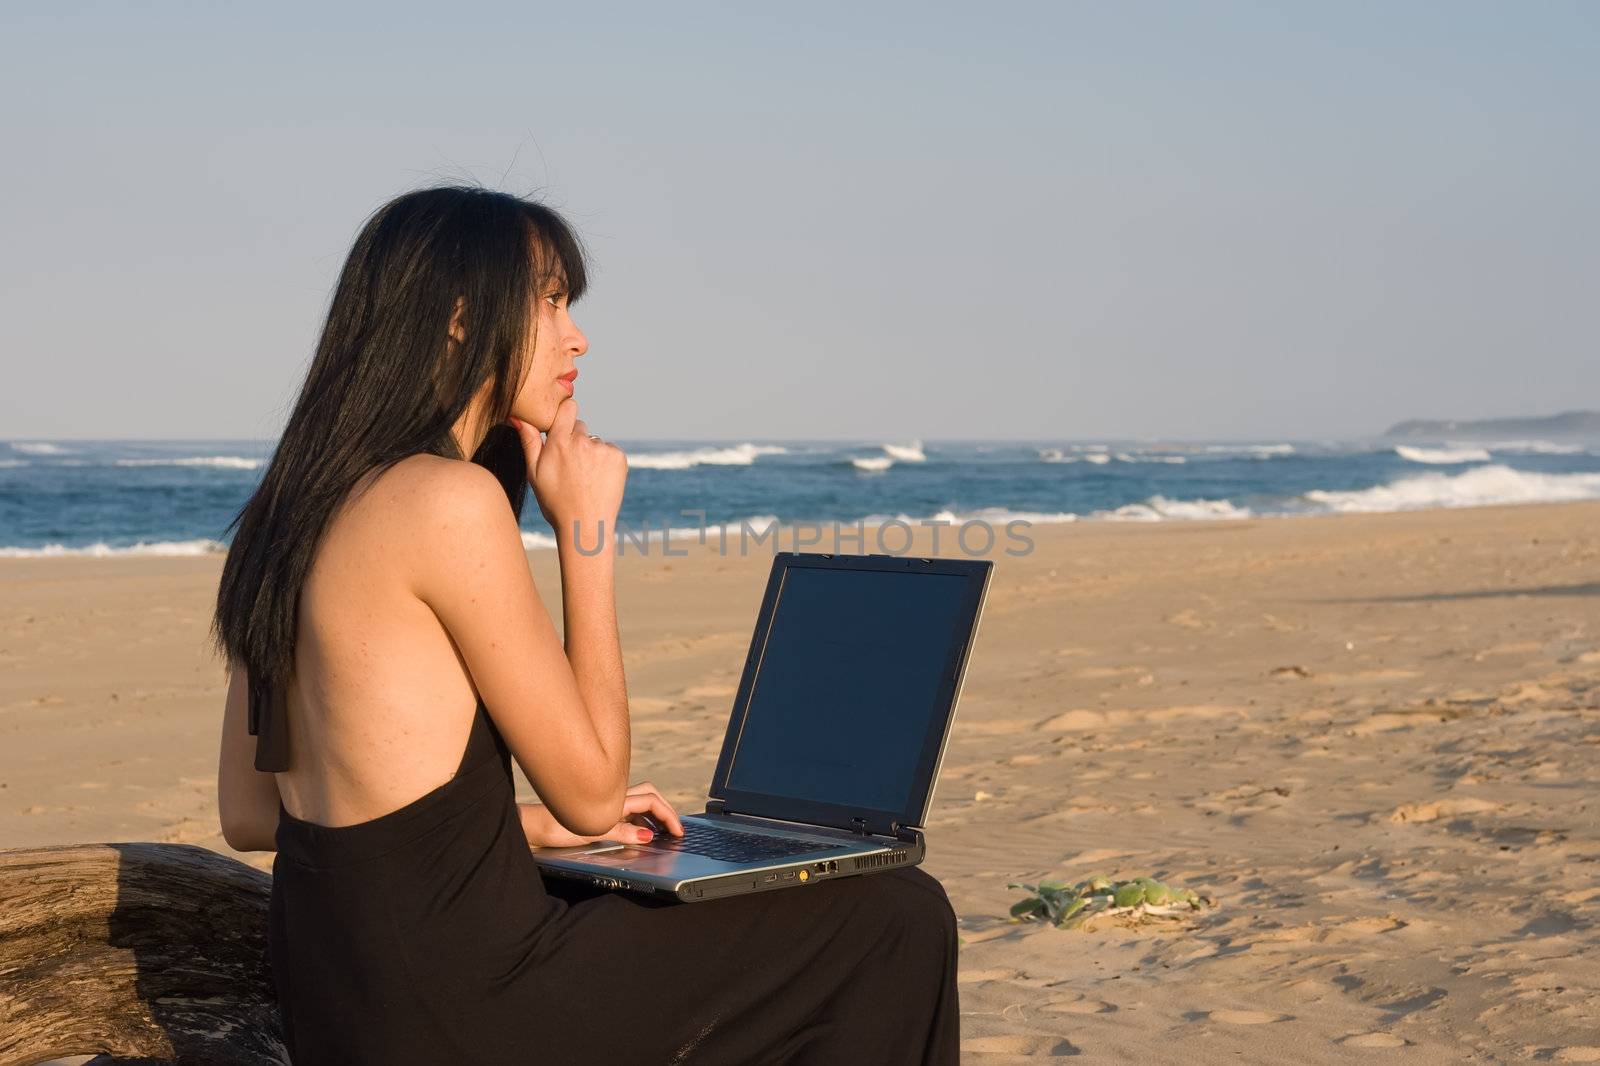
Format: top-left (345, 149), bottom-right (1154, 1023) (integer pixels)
top-left (3, 437), bottom-right (1598, 558)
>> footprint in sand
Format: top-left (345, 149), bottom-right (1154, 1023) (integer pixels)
top-left (1247, 923), bottom-right (1321, 945)
top-left (1315, 916), bottom-right (1409, 944)
top-left (1337, 1032), bottom-right (1409, 1048)
top-left (1041, 997), bottom-right (1115, 1014)
top-left (1348, 713), bottom-right (1424, 736)
top-left (1037, 708), bottom-right (1110, 731)
top-left (1196, 1009), bottom-right (1292, 1025)
top-left (962, 1035), bottom-right (1080, 1056)
top-left (1388, 797), bottom-right (1501, 823)
top-left (1200, 783), bottom-right (1292, 815)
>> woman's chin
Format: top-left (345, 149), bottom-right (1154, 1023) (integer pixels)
top-left (512, 405), bottom-right (556, 433)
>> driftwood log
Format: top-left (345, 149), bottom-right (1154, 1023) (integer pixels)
top-left (0, 844), bottom-right (286, 1066)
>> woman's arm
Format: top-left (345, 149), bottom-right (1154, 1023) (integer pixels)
top-left (555, 526), bottom-right (630, 800)
top-left (409, 462), bottom-right (632, 836)
top-left (217, 659), bottom-right (282, 851)
top-left (519, 780), bottom-right (685, 848)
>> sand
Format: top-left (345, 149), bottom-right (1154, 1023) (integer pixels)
top-left (3, 500), bottom-right (1598, 1062)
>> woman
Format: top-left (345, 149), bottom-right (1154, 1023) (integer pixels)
top-left (211, 186), bottom-right (960, 1065)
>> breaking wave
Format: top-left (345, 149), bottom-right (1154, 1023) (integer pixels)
top-left (0, 538), bottom-right (226, 558)
top-left (880, 440), bottom-right (926, 462)
top-left (114, 456), bottom-right (265, 470)
top-left (626, 443), bottom-right (787, 471)
top-left (1304, 464), bottom-right (1600, 513)
top-left (1394, 445), bottom-right (1491, 464)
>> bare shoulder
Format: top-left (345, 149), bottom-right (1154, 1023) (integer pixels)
top-left (359, 455), bottom-right (525, 589)
top-left (367, 453), bottom-right (504, 510)
top-left (364, 453), bottom-right (517, 537)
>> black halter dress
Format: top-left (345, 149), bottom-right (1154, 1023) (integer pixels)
top-left (258, 694), bottom-right (961, 1064)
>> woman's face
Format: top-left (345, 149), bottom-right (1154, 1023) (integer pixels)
top-left (511, 272), bottom-right (588, 431)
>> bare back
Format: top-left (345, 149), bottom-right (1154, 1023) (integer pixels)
top-left (274, 455), bottom-right (482, 827)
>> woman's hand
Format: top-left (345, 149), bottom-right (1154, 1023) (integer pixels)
top-left (507, 399), bottom-right (627, 539)
top-left (518, 781), bottom-right (687, 849)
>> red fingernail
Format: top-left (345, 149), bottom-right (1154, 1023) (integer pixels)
top-left (637, 829), bottom-right (653, 841)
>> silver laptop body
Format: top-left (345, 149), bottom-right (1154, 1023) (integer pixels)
top-left (530, 551), bottom-right (993, 902)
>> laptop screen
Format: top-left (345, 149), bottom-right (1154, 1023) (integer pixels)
top-left (723, 564), bottom-right (975, 815)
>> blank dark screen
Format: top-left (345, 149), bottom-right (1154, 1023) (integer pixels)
top-left (725, 566), bottom-right (971, 813)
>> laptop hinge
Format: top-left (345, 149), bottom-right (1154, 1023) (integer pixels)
top-left (705, 798), bottom-right (728, 815)
top-left (855, 815), bottom-right (918, 841)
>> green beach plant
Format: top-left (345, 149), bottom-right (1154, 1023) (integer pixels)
top-left (1006, 873), bottom-right (1214, 930)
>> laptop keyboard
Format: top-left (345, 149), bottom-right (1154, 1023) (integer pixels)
top-left (652, 821), bottom-right (846, 863)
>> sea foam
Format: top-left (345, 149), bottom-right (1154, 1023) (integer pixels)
top-left (880, 440), bottom-right (926, 462)
top-left (1038, 446), bottom-right (1182, 464)
top-left (1394, 444), bottom-right (1491, 464)
top-left (626, 443), bottom-right (786, 471)
top-left (115, 456), bottom-right (265, 470)
top-left (1092, 496), bottom-right (1253, 521)
top-left (1222, 443), bottom-right (1295, 458)
top-left (0, 538), bottom-right (226, 558)
top-left (1304, 464), bottom-right (1600, 513)
top-left (1114, 452), bottom-right (1187, 464)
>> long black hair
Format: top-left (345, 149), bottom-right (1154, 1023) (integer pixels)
top-left (210, 185), bottom-right (589, 769)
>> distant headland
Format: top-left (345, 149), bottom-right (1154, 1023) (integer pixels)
top-left (1382, 409), bottom-right (1600, 440)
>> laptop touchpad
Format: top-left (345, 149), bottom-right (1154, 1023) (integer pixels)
top-left (581, 846), bottom-right (693, 874)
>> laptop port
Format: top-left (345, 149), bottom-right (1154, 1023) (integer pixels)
top-left (761, 873), bottom-right (778, 883)
top-left (812, 860), bottom-right (837, 875)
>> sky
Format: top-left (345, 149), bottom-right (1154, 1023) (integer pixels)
top-left (0, 1), bottom-right (1595, 442)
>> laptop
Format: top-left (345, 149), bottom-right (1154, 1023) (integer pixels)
top-left (530, 550), bottom-right (994, 902)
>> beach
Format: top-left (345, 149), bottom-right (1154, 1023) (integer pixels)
top-left (3, 499), bottom-right (1598, 1062)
